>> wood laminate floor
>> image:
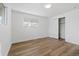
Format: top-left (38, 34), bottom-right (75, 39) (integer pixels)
top-left (8, 37), bottom-right (79, 56)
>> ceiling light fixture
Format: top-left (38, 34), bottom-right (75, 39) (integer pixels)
top-left (45, 4), bottom-right (52, 8)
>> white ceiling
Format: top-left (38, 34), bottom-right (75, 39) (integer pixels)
top-left (8, 3), bottom-right (79, 18)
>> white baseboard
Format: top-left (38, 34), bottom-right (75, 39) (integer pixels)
top-left (13, 35), bottom-right (49, 44)
top-left (66, 40), bottom-right (79, 46)
top-left (6, 43), bottom-right (12, 56)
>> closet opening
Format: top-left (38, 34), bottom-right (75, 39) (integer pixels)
top-left (58, 17), bottom-right (65, 40)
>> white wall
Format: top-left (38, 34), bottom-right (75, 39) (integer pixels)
top-left (49, 9), bottom-right (79, 45)
top-left (0, 4), bottom-right (12, 56)
top-left (0, 43), bottom-right (1, 56)
top-left (12, 10), bottom-right (49, 43)
top-left (49, 17), bottom-right (58, 38)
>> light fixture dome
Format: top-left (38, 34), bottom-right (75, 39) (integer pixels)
top-left (45, 4), bottom-right (52, 8)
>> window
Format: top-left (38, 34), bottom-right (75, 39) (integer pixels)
top-left (0, 3), bottom-right (7, 24)
top-left (24, 21), bottom-right (38, 27)
top-left (24, 18), bottom-right (38, 28)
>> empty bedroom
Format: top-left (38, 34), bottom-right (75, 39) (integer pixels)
top-left (0, 3), bottom-right (79, 56)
